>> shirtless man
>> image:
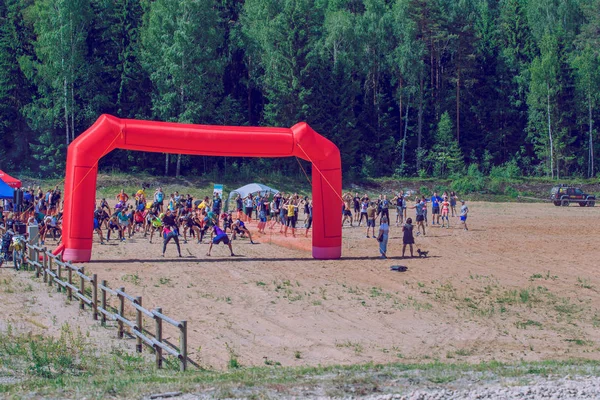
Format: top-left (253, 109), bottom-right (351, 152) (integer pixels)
top-left (341, 192), bottom-right (354, 227)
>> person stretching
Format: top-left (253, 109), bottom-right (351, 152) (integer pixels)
top-left (162, 226), bottom-right (182, 257)
top-left (207, 225), bottom-right (235, 256)
top-left (231, 218), bottom-right (255, 243)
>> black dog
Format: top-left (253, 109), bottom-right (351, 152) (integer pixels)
top-left (417, 249), bottom-right (429, 258)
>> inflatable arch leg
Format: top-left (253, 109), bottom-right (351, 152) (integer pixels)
top-left (57, 115), bottom-right (342, 262)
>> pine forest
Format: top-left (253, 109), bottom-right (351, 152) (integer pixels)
top-left (1, 0), bottom-right (600, 181)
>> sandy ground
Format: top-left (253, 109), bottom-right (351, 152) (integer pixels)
top-left (3, 201), bottom-right (600, 370)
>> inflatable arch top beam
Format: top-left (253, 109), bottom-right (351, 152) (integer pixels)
top-left (58, 114), bottom-right (342, 262)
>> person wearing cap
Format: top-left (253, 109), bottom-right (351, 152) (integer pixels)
top-left (460, 200), bottom-right (469, 230)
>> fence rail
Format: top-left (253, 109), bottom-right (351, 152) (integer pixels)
top-left (0, 230), bottom-right (189, 371)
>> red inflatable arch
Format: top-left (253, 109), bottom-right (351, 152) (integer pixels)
top-left (56, 114), bottom-right (342, 262)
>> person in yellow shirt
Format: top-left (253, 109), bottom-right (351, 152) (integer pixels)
top-left (135, 187), bottom-right (146, 207)
top-left (283, 199), bottom-right (298, 237)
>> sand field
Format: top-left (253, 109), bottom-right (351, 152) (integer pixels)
top-left (2, 201), bottom-right (600, 370)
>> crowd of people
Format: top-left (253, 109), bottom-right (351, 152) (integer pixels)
top-left (1, 185), bottom-right (64, 244)
top-left (1, 185), bottom-right (469, 260)
top-left (89, 187), bottom-right (315, 257)
top-left (341, 191), bottom-right (469, 259)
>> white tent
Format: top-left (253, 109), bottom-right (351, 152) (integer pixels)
top-left (226, 183), bottom-right (279, 212)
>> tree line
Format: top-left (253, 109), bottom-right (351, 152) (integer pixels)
top-left (1, 0), bottom-right (599, 180)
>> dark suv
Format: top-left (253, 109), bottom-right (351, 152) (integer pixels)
top-left (550, 184), bottom-right (595, 207)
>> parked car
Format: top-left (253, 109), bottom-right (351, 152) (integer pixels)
top-left (550, 184), bottom-right (595, 207)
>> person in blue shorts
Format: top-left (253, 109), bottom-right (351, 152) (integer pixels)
top-left (93, 205), bottom-right (105, 244)
top-left (430, 192), bottom-right (442, 225)
top-left (460, 200), bottom-right (469, 230)
top-left (207, 225), bottom-right (235, 256)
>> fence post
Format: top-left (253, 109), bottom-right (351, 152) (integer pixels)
top-left (55, 257), bottom-right (60, 292)
top-left (135, 296), bottom-right (142, 353)
top-left (79, 266), bottom-right (85, 310)
top-left (117, 287), bottom-right (125, 339)
top-left (67, 264), bottom-right (73, 301)
top-left (180, 320), bottom-right (187, 372)
top-left (92, 274), bottom-right (98, 321)
top-left (101, 280), bottom-right (107, 326)
top-left (34, 247), bottom-right (39, 278)
top-left (43, 248), bottom-right (48, 280)
top-left (42, 251), bottom-right (48, 283)
top-left (155, 307), bottom-right (163, 369)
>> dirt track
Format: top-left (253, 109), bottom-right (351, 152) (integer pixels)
top-left (4, 201), bottom-right (600, 370)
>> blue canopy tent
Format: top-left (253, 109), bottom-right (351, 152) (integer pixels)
top-left (0, 178), bottom-right (14, 199)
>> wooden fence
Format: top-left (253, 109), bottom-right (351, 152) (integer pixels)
top-left (4, 235), bottom-right (189, 371)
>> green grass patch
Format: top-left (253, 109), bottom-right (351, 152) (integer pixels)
top-left (3, 324), bottom-right (600, 400)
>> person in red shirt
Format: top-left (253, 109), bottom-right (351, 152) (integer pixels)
top-left (133, 209), bottom-right (145, 232)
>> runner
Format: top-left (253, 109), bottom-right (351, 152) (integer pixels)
top-left (206, 224), bottom-right (235, 256)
